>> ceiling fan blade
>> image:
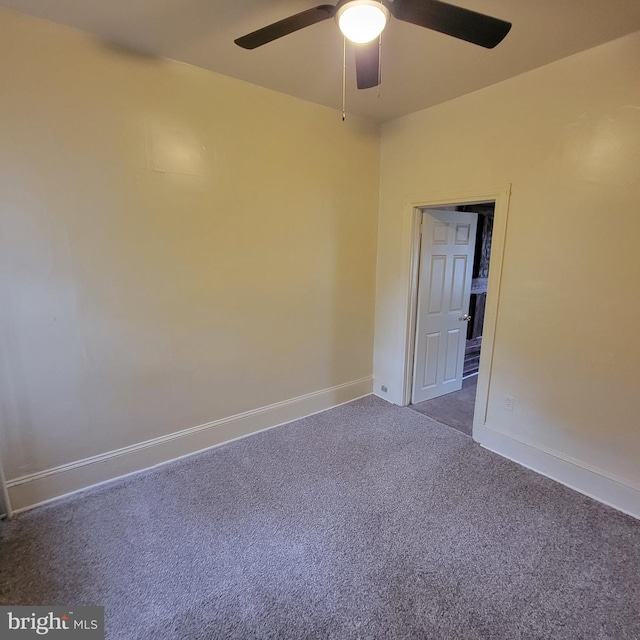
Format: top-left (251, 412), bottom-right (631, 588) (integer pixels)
top-left (355, 40), bottom-right (381, 90)
top-left (391, 0), bottom-right (512, 49)
top-left (235, 5), bottom-right (336, 49)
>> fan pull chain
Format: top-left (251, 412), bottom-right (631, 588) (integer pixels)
top-left (342, 36), bottom-right (347, 121)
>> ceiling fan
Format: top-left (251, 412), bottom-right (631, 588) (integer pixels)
top-left (235, 0), bottom-right (512, 90)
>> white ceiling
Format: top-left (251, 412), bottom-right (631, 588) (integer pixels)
top-left (2, 0), bottom-right (640, 122)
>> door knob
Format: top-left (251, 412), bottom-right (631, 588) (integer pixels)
top-left (461, 314), bottom-right (472, 322)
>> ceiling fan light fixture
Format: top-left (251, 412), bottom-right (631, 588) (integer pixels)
top-left (336, 0), bottom-right (389, 44)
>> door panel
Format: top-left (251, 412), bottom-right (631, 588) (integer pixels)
top-left (412, 209), bottom-right (477, 404)
top-left (450, 255), bottom-right (468, 311)
top-left (422, 333), bottom-right (440, 388)
top-left (427, 256), bottom-right (446, 314)
top-left (444, 329), bottom-right (461, 382)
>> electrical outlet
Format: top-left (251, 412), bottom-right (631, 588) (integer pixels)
top-left (504, 395), bottom-right (515, 411)
top-left (381, 385), bottom-right (388, 393)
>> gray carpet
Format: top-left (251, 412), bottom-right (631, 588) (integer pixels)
top-left (1, 396), bottom-right (639, 639)
top-left (410, 376), bottom-right (478, 436)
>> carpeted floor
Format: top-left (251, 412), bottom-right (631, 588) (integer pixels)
top-left (410, 376), bottom-right (478, 436)
top-left (1, 396), bottom-right (639, 639)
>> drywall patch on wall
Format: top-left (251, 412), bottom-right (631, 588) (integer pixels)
top-left (144, 117), bottom-right (213, 177)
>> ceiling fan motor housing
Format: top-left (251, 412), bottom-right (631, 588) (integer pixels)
top-left (335, 0), bottom-right (391, 43)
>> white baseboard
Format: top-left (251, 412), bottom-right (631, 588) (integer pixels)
top-left (475, 425), bottom-right (640, 520)
top-left (7, 376), bottom-right (373, 513)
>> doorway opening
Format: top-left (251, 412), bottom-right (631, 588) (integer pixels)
top-left (409, 202), bottom-right (496, 437)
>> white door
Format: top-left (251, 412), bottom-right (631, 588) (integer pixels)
top-left (412, 209), bottom-right (477, 404)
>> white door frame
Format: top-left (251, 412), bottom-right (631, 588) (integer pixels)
top-left (400, 185), bottom-right (511, 437)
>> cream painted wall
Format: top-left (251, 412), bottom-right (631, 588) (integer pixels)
top-left (0, 9), bottom-right (379, 482)
top-left (375, 31), bottom-right (640, 492)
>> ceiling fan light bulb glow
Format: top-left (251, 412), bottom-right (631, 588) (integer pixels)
top-left (336, 1), bottom-right (389, 44)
